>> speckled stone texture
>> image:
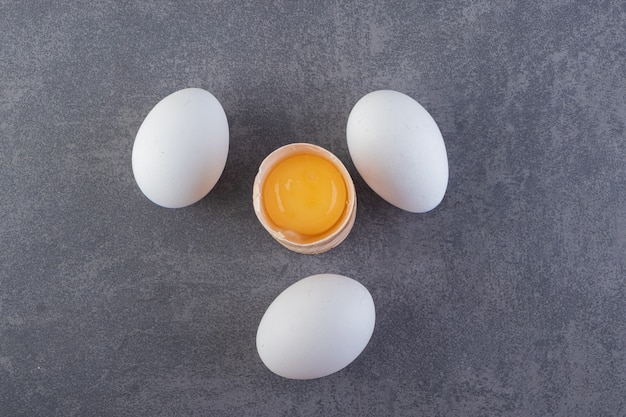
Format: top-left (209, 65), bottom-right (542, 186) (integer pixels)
top-left (1, 1), bottom-right (625, 416)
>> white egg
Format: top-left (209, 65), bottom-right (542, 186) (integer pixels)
top-left (132, 88), bottom-right (229, 208)
top-left (256, 273), bottom-right (375, 380)
top-left (347, 90), bottom-right (448, 213)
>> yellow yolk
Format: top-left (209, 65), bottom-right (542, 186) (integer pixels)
top-left (263, 153), bottom-right (347, 237)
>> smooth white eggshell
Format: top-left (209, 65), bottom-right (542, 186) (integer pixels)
top-left (256, 273), bottom-right (375, 380)
top-left (347, 90), bottom-right (448, 213)
top-left (132, 88), bottom-right (229, 208)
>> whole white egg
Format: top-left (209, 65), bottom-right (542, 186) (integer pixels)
top-left (347, 90), bottom-right (448, 213)
top-left (256, 273), bottom-right (375, 380)
top-left (132, 88), bottom-right (229, 208)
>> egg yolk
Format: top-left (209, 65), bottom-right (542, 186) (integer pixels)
top-left (263, 153), bottom-right (347, 237)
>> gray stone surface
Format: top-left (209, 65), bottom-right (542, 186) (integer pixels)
top-left (1, 1), bottom-right (625, 416)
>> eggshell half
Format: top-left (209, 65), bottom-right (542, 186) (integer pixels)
top-left (132, 88), bottom-right (229, 208)
top-left (256, 273), bottom-right (375, 380)
top-left (252, 143), bottom-right (357, 255)
top-left (347, 90), bottom-right (448, 213)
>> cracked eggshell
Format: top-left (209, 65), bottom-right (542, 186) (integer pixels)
top-left (256, 273), bottom-right (375, 380)
top-left (252, 143), bottom-right (357, 255)
top-left (347, 89), bottom-right (448, 213)
top-left (132, 88), bottom-right (229, 208)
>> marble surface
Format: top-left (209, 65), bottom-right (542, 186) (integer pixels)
top-left (1, 1), bottom-right (625, 416)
